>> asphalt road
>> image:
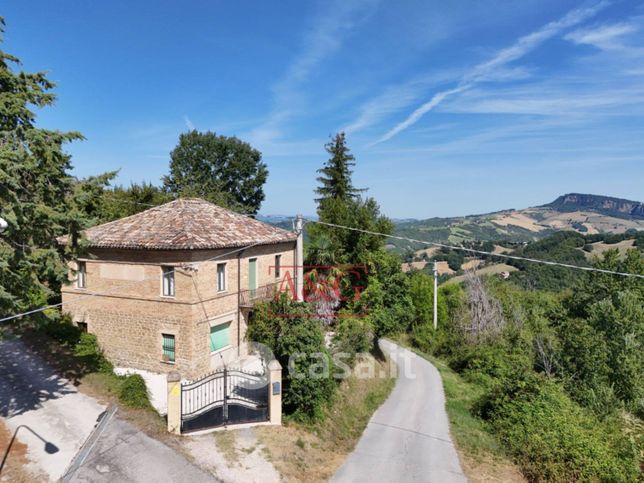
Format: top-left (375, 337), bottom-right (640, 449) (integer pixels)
top-left (332, 339), bottom-right (467, 483)
top-left (66, 412), bottom-right (214, 483)
top-left (0, 337), bottom-right (105, 481)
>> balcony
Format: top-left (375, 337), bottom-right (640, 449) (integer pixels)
top-left (239, 283), bottom-right (279, 308)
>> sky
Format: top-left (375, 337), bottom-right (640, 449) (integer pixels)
top-left (3, 0), bottom-right (644, 218)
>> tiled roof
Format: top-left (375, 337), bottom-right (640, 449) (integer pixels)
top-left (59, 199), bottom-right (297, 250)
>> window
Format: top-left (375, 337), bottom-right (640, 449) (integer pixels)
top-left (77, 261), bottom-right (86, 288)
top-left (77, 322), bottom-right (88, 333)
top-left (274, 255), bottom-right (281, 278)
top-left (162, 266), bottom-right (175, 297)
top-left (209, 322), bottom-right (231, 353)
top-left (162, 333), bottom-right (175, 362)
top-left (217, 263), bottom-right (226, 292)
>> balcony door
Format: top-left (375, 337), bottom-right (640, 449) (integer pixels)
top-left (249, 258), bottom-right (257, 298)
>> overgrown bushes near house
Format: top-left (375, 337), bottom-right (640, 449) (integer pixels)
top-left (247, 294), bottom-right (336, 421)
top-left (29, 317), bottom-right (151, 410)
top-left (119, 374), bottom-right (152, 409)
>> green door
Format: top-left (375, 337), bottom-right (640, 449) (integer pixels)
top-left (249, 258), bottom-right (257, 297)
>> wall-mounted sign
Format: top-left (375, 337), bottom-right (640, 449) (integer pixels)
top-left (272, 381), bottom-right (281, 395)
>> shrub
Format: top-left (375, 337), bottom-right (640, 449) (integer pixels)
top-left (43, 318), bottom-right (82, 345)
top-left (476, 372), bottom-right (638, 482)
top-left (73, 333), bottom-right (114, 373)
top-left (118, 375), bottom-right (151, 409)
top-left (332, 317), bottom-right (374, 365)
top-left (248, 294), bottom-right (336, 422)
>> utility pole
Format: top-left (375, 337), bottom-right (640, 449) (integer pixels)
top-left (295, 214), bottom-right (304, 301)
top-left (433, 261), bottom-right (438, 330)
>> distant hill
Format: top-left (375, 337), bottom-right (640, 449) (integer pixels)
top-left (390, 193), bottom-right (644, 252)
top-left (543, 193), bottom-right (644, 219)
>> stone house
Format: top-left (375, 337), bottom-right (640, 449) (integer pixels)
top-left (59, 198), bottom-right (298, 379)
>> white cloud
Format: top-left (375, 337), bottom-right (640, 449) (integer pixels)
top-left (565, 22), bottom-right (638, 50)
top-left (183, 116), bottom-right (195, 131)
top-left (248, 0), bottom-right (379, 146)
top-left (372, 1), bottom-right (609, 144)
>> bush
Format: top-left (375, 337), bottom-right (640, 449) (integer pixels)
top-left (476, 372), bottom-right (638, 482)
top-left (248, 294), bottom-right (336, 422)
top-left (43, 318), bottom-right (82, 345)
top-left (73, 333), bottom-right (113, 373)
top-left (118, 375), bottom-right (151, 409)
top-left (332, 317), bottom-right (374, 365)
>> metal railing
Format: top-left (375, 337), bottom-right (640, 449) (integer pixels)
top-left (239, 283), bottom-right (279, 307)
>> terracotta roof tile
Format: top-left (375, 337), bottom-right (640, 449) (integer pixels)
top-left (59, 198), bottom-right (297, 250)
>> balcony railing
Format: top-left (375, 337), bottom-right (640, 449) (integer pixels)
top-left (239, 283), bottom-right (279, 308)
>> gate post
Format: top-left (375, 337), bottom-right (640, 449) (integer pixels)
top-left (268, 359), bottom-right (282, 425)
top-left (167, 371), bottom-right (182, 435)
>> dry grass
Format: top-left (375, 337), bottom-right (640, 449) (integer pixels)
top-left (491, 212), bottom-right (543, 232)
top-left (213, 430), bottom-right (240, 464)
top-left (256, 355), bottom-right (395, 482)
top-left (401, 260), bottom-right (427, 272)
top-left (445, 263), bottom-right (517, 285)
top-left (583, 239), bottom-right (636, 259)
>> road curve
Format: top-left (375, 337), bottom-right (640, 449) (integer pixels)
top-left (332, 339), bottom-right (467, 483)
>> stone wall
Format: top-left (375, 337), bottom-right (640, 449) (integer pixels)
top-left (62, 241), bottom-right (297, 379)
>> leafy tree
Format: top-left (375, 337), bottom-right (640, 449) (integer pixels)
top-left (315, 132), bottom-right (364, 202)
top-left (246, 294), bottom-right (335, 421)
top-left (0, 19), bottom-right (85, 316)
top-left (163, 130), bottom-right (268, 214)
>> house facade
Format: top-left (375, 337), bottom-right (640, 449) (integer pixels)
top-left (60, 198), bottom-right (298, 379)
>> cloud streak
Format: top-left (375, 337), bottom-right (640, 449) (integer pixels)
top-left (249, 0), bottom-right (378, 146)
top-left (373, 1), bottom-right (609, 144)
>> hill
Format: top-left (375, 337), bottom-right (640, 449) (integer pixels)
top-left (390, 193), bottom-right (644, 252)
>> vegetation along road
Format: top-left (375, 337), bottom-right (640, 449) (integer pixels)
top-left (332, 339), bottom-right (466, 483)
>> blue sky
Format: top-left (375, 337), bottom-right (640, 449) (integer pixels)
top-left (3, 0), bottom-right (643, 218)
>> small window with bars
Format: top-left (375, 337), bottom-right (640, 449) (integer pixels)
top-left (162, 333), bottom-right (175, 362)
top-left (217, 263), bottom-right (226, 292)
top-left (274, 255), bottom-right (281, 278)
top-left (161, 266), bottom-right (175, 297)
top-left (77, 261), bottom-right (86, 289)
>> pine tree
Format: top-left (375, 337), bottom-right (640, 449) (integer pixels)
top-left (0, 18), bottom-right (85, 318)
top-left (315, 132), bottom-right (365, 202)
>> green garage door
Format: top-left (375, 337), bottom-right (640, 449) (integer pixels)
top-left (210, 322), bottom-right (231, 352)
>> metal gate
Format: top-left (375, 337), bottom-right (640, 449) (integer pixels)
top-left (180, 368), bottom-right (269, 433)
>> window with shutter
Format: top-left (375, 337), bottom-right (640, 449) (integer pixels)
top-left (209, 322), bottom-right (231, 352)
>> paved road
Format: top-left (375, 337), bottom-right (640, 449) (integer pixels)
top-left (332, 340), bottom-right (467, 483)
top-left (0, 337), bottom-right (105, 481)
top-left (66, 411), bottom-right (214, 482)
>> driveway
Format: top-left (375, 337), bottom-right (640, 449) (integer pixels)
top-left (332, 340), bottom-right (467, 483)
top-left (65, 410), bottom-right (215, 482)
top-left (0, 337), bottom-right (105, 481)
top-left (0, 336), bottom-right (214, 482)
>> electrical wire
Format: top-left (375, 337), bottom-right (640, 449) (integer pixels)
top-left (306, 219), bottom-right (644, 280)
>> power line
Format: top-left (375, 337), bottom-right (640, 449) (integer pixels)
top-left (306, 219), bottom-right (644, 280)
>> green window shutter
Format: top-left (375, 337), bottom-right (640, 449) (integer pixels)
top-left (210, 323), bottom-right (231, 352)
top-left (162, 333), bottom-right (175, 362)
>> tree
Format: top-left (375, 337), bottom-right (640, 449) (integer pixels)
top-left (315, 132), bottom-right (365, 202)
top-left (163, 130), bottom-right (268, 214)
top-left (0, 19), bottom-right (85, 316)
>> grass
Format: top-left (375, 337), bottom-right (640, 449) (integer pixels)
top-left (213, 430), bottom-right (240, 464)
top-left (393, 334), bottom-right (525, 482)
top-left (256, 353), bottom-right (396, 482)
